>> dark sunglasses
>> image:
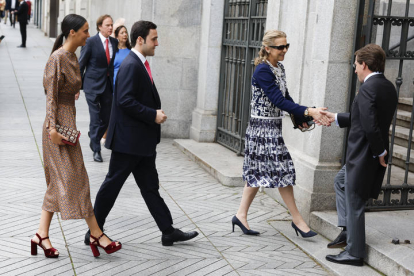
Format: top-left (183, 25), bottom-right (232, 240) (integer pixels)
top-left (269, 44), bottom-right (290, 50)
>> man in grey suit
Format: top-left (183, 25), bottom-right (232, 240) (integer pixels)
top-left (317, 44), bottom-right (398, 266)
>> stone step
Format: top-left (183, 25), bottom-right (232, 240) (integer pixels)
top-left (391, 144), bottom-right (414, 173)
top-left (173, 139), bottom-right (244, 187)
top-left (396, 110), bottom-right (413, 128)
top-left (310, 211), bottom-right (414, 276)
top-left (398, 97), bottom-right (413, 113)
top-left (381, 165), bottom-right (414, 186)
top-left (390, 125), bottom-right (414, 148)
top-left (269, 220), bottom-right (382, 276)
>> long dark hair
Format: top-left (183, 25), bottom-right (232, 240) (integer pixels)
top-left (50, 14), bottom-right (87, 55)
top-left (114, 25), bottom-right (131, 49)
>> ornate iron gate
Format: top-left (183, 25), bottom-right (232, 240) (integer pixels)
top-left (349, 0), bottom-right (414, 210)
top-left (216, 0), bottom-right (267, 155)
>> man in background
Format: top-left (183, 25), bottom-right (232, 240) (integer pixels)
top-left (12, 0), bottom-right (27, 48)
top-left (79, 14), bottom-right (118, 162)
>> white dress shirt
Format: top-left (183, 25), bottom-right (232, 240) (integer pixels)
top-left (131, 48), bottom-right (151, 77)
top-left (11, 0), bottom-right (16, 9)
top-left (98, 32), bottom-right (113, 59)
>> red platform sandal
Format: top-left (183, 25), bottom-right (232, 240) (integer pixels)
top-left (31, 233), bottom-right (59, 258)
top-left (89, 233), bottom-right (122, 257)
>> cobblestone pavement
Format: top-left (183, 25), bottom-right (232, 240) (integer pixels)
top-left (0, 23), bottom-right (329, 275)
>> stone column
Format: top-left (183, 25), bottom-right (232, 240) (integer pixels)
top-left (190, 0), bottom-right (224, 142)
top-left (263, 0), bottom-right (358, 221)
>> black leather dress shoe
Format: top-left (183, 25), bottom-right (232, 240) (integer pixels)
top-left (84, 230), bottom-right (120, 245)
top-left (161, 229), bottom-right (199, 246)
top-left (93, 151), bottom-right (103, 162)
top-left (326, 250), bottom-right (364, 266)
top-left (88, 132), bottom-right (94, 151)
top-left (17, 45), bottom-right (26, 48)
top-left (328, 230), bottom-right (347, 248)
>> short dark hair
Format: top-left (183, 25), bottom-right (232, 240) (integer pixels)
top-left (355, 44), bottom-right (386, 73)
top-left (96, 14), bottom-right (112, 32)
top-left (130, 20), bottom-right (157, 47)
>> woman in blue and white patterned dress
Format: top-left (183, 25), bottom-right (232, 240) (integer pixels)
top-left (231, 30), bottom-right (330, 238)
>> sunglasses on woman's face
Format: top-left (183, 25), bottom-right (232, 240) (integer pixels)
top-left (269, 44), bottom-right (290, 50)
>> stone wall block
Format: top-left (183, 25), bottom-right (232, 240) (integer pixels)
top-left (156, 26), bottom-right (200, 59)
top-left (154, 0), bottom-right (202, 27)
top-left (161, 120), bottom-right (190, 138)
top-left (181, 59), bottom-right (199, 90)
top-left (151, 57), bottom-right (182, 89)
top-left (328, 0), bottom-right (358, 62)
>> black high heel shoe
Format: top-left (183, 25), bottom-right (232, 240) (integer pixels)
top-left (291, 222), bottom-right (317, 238)
top-left (232, 216), bottom-right (260, 235)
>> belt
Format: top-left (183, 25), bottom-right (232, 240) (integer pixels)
top-left (251, 115), bottom-right (284, 120)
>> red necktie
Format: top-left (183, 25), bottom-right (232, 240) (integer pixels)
top-left (105, 39), bottom-right (110, 64)
top-left (144, 60), bottom-right (153, 84)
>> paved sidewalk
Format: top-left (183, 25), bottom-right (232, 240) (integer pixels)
top-left (0, 23), bottom-right (328, 275)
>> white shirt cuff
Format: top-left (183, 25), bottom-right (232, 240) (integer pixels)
top-left (378, 150), bottom-right (386, 157)
top-left (335, 113), bottom-right (339, 126)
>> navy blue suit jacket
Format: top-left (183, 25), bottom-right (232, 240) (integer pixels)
top-left (105, 51), bottom-right (161, 156)
top-left (79, 33), bottom-right (118, 94)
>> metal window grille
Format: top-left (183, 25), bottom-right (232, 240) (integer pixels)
top-left (216, 0), bottom-right (267, 155)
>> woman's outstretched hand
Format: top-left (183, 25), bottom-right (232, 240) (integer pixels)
top-left (308, 107), bottom-right (333, 126)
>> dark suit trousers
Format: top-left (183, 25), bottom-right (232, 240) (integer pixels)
top-left (334, 165), bottom-right (366, 258)
top-left (19, 21), bottom-right (26, 46)
top-left (84, 77), bottom-right (112, 152)
top-left (9, 9), bottom-right (16, 26)
top-left (93, 151), bottom-right (173, 232)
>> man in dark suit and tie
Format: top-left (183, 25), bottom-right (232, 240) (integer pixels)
top-left (84, 20), bottom-right (198, 246)
top-left (79, 14), bottom-right (118, 162)
top-left (12, 0), bottom-right (26, 48)
top-left (317, 44), bottom-right (398, 266)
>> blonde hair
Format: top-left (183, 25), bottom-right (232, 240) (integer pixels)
top-left (254, 30), bottom-right (287, 66)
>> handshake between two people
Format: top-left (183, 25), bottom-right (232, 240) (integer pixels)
top-left (312, 109), bottom-right (388, 168)
top-left (298, 107), bottom-right (335, 130)
top-left (313, 108), bottom-right (336, 127)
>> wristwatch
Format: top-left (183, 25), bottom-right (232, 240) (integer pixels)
top-left (304, 108), bottom-right (309, 116)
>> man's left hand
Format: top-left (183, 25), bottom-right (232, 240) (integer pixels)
top-left (379, 150), bottom-right (387, 167)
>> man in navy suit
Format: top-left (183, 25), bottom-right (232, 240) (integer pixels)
top-left (79, 14), bottom-right (118, 162)
top-left (84, 20), bottom-right (198, 246)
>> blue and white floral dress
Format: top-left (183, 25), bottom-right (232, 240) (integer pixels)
top-left (242, 61), bottom-right (307, 188)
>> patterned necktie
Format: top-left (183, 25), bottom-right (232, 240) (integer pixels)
top-left (105, 38), bottom-right (110, 64)
top-left (144, 60), bottom-right (153, 84)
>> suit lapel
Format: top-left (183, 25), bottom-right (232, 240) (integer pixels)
top-left (94, 34), bottom-right (107, 61)
top-left (109, 37), bottom-right (117, 63)
top-left (130, 53), bottom-right (161, 106)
